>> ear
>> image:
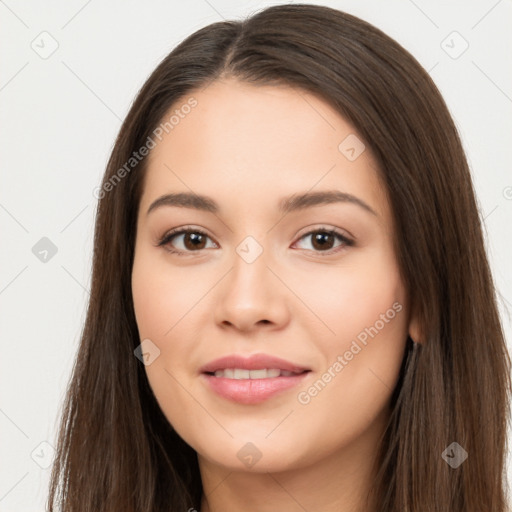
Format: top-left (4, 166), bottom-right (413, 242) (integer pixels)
top-left (408, 313), bottom-right (423, 344)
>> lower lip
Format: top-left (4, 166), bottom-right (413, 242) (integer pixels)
top-left (201, 372), bottom-right (310, 404)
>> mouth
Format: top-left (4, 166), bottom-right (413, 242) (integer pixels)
top-left (200, 353), bottom-right (311, 375)
top-left (204, 368), bottom-right (309, 379)
top-left (200, 354), bottom-right (312, 404)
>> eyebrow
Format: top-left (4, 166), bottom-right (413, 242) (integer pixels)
top-left (146, 190), bottom-right (378, 217)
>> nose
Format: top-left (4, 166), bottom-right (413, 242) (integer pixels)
top-left (213, 245), bottom-right (290, 333)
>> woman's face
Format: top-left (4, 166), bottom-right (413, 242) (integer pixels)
top-left (132, 79), bottom-right (416, 473)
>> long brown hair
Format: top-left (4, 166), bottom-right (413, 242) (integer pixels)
top-left (47, 4), bottom-right (511, 511)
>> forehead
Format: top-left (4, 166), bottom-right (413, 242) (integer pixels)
top-left (140, 79), bottom-right (390, 224)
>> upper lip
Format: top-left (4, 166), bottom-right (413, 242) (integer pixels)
top-left (200, 354), bottom-right (311, 374)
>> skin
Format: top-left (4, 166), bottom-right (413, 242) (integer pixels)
top-left (131, 78), bottom-right (422, 512)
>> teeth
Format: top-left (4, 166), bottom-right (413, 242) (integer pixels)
top-left (212, 368), bottom-right (298, 379)
top-left (234, 369), bottom-right (250, 379)
top-left (249, 368), bottom-right (267, 379)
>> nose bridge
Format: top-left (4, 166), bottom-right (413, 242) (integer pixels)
top-left (213, 233), bottom-right (289, 331)
top-left (229, 234), bottom-right (273, 306)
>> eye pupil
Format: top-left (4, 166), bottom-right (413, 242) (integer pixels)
top-left (312, 232), bottom-right (334, 250)
top-left (184, 232), bottom-right (206, 250)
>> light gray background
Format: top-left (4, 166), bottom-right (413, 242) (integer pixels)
top-left (1, 1), bottom-right (511, 510)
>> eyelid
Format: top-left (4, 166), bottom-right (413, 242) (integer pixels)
top-left (294, 224), bottom-right (354, 243)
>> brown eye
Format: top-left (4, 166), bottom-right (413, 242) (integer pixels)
top-left (311, 232), bottom-right (336, 250)
top-left (294, 228), bottom-right (354, 255)
top-left (158, 228), bottom-right (217, 254)
top-left (182, 232), bottom-right (207, 250)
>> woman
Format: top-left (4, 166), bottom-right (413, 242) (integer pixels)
top-left (47, 4), bottom-right (511, 511)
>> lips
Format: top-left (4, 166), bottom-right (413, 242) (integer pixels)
top-left (200, 353), bottom-right (311, 404)
top-left (200, 353), bottom-right (311, 374)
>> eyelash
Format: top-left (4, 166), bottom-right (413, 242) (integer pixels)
top-left (156, 225), bottom-right (354, 257)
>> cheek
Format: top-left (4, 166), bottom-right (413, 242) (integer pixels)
top-left (131, 248), bottom-right (216, 383)
top-left (131, 250), bottom-right (204, 426)
top-left (291, 247), bottom-right (405, 345)
top-left (293, 247), bottom-right (408, 407)
top-left (301, 264), bottom-right (407, 419)
top-left (131, 249), bottom-right (205, 339)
